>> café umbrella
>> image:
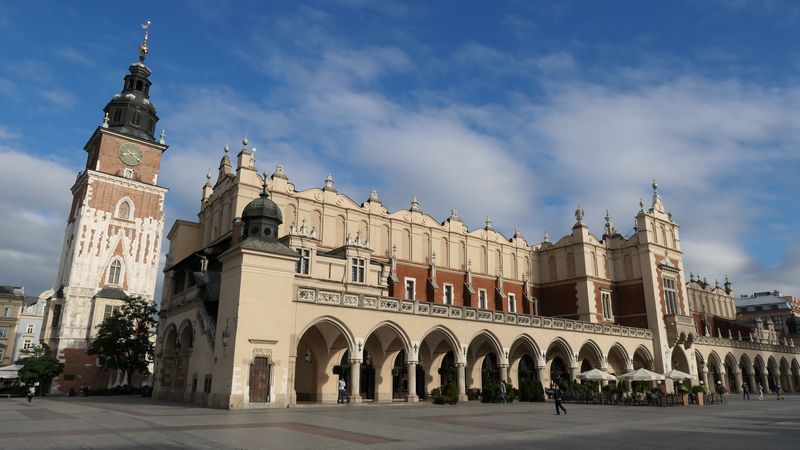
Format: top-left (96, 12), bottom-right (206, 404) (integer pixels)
top-left (618, 368), bottom-right (665, 381)
top-left (664, 369), bottom-right (694, 380)
top-left (575, 368), bottom-right (618, 381)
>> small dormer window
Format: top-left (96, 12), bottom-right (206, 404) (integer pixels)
top-left (136, 80), bottom-right (143, 91)
top-left (123, 168), bottom-right (134, 179)
top-left (113, 109), bottom-right (121, 122)
top-left (351, 258), bottom-right (366, 283)
top-left (132, 111), bottom-right (141, 126)
top-left (148, 119), bottom-right (154, 133)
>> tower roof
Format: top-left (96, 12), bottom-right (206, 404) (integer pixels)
top-left (101, 22), bottom-right (159, 142)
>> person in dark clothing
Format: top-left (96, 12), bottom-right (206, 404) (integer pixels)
top-left (554, 386), bottom-right (567, 415)
top-left (741, 384), bottom-right (750, 400)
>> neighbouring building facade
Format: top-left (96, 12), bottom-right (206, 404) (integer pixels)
top-left (735, 291), bottom-right (800, 340)
top-left (0, 286), bottom-right (25, 366)
top-left (10, 290), bottom-right (47, 362)
top-left (40, 28), bottom-right (168, 394)
top-left (152, 138), bottom-right (800, 408)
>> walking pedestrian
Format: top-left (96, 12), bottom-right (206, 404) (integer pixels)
top-left (757, 383), bottom-right (764, 400)
top-left (716, 381), bottom-right (725, 404)
top-left (741, 384), bottom-right (750, 400)
top-left (774, 382), bottom-right (783, 400)
top-left (499, 381), bottom-right (507, 404)
top-left (338, 378), bottom-right (347, 404)
top-left (554, 386), bottom-right (567, 415)
top-left (26, 386), bottom-right (35, 406)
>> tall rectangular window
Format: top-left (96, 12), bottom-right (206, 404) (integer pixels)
top-left (405, 278), bottom-right (416, 300)
top-left (3, 307), bottom-right (10, 317)
top-left (23, 339), bottom-right (34, 350)
top-left (443, 284), bottom-right (454, 305)
top-left (0, 349), bottom-right (4, 361)
top-left (601, 290), bottom-right (613, 320)
top-left (0, 328), bottom-right (7, 338)
top-left (296, 248), bottom-right (311, 275)
top-left (663, 276), bottom-right (679, 315)
top-left (204, 374), bottom-right (213, 393)
top-left (351, 258), bottom-right (366, 283)
top-left (51, 304), bottom-right (62, 327)
top-left (478, 289), bottom-right (488, 309)
top-left (508, 293), bottom-right (517, 313)
top-left (26, 324), bottom-right (34, 334)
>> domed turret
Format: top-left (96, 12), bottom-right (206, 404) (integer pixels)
top-left (242, 171), bottom-right (282, 241)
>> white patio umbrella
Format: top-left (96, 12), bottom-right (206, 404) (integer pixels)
top-left (664, 369), bottom-right (693, 380)
top-left (576, 368), bottom-right (617, 381)
top-left (0, 364), bottom-right (22, 379)
top-left (618, 368), bottom-right (665, 381)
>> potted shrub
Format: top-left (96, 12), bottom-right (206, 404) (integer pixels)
top-left (677, 383), bottom-right (690, 406)
top-left (532, 380), bottom-right (545, 402)
top-left (692, 384), bottom-right (708, 405)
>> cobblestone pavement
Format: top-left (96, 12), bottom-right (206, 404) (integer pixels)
top-left (0, 395), bottom-right (797, 449)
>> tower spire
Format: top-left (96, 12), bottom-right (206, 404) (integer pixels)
top-left (139, 20), bottom-right (151, 63)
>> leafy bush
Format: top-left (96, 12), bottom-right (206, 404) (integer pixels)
top-left (434, 382), bottom-right (459, 405)
top-left (532, 380), bottom-right (545, 402)
top-left (676, 383), bottom-right (690, 394)
top-left (481, 377), bottom-right (499, 403)
top-left (519, 378), bottom-right (535, 401)
top-left (631, 381), bottom-right (649, 393)
top-left (466, 388), bottom-right (481, 401)
top-left (618, 380), bottom-right (630, 393)
top-left (692, 385), bottom-right (708, 394)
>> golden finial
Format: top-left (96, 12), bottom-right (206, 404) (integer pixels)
top-left (139, 20), bottom-right (151, 63)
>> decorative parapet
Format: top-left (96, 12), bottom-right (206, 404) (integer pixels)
top-left (295, 286), bottom-right (653, 340)
top-left (694, 335), bottom-right (800, 355)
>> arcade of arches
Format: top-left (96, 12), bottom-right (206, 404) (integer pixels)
top-left (288, 318), bottom-right (671, 404)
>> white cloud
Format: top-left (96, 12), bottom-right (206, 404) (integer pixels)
top-left (0, 148), bottom-right (76, 296)
top-left (38, 88), bottom-right (76, 108)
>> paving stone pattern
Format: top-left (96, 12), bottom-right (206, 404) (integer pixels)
top-left (0, 395), bottom-right (797, 449)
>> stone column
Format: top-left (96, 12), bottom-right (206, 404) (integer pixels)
top-left (349, 360), bottom-right (362, 404)
top-left (760, 372), bottom-right (769, 392)
top-left (569, 366), bottom-right (580, 382)
top-left (457, 363), bottom-right (468, 401)
top-left (500, 364), bottom-right (510, 384)
top-left (406, 362), bottom-right (418, 403)
top-left (536, 365), bottom-right (547, 387)
top-left (699, 367), bottom-right (708, 388)
top-left (733, 371), bottom-right (743, 394)
top-left (748, 372), bottom-right (757, 392)
top-left (782, 371), bottom-right (793, 393)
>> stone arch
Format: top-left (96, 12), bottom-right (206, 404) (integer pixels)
top-left (161, 323), bottom-right (178, 354)
top-left (606, 343), bottom-right (630, 376)
top-left (466, 330), bottom-right (505, 390)
top-left (363, 321), bottom-right (413, 402)
top-left (670, 344), bottom-right (691, 373)
top-left (293, 317), bottom-right (357, 404)
top-left (545, 337), bottom-right (575, 387)
top-left (577, 339), bottom-right (604, 372)
top-left (779, 357), bottom-right (792, 392)
top-left (791, 358), bottom-right (800, 393)
top-left (632, 345), bottom-right (654, 370)
top-left (418, 325), bottom-right (461, 398)
top-left (157, 323), bottom-right (179, 396)
top-left (706, 351), bottom-right (723, 384)
top-left (508, 334), bottom-right (543, 388)
top-left (177, 320), bottom-right (194, 352)
top-left (739, 353), bottom-right (754, 391)
top-left (767, 356), bottom-right (779, 388)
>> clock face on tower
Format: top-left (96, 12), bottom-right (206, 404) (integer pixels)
top-left (118, 143), bottom-right (143, 166)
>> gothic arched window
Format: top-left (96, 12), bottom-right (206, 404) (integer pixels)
top-left (108, 260), bottom-right (122, 286)
top-left (112, 109), bottom-right (121, 122)
top-left (117, 200), bottom-right (131, 219)
top-left (132, 111), bottom-right (141, 126)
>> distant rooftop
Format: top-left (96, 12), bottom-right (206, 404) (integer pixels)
top-left (736, 291), bottom-right (788, 308)
top-left (0, 285), bottom-right (24, 296)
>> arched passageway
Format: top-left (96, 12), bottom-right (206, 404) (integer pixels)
top-left (293, 319), bottom-right (352, 403)
top-left (632, 346), bottom-right (654, 370)
top-left (508, 336), bottom-right (541, 388)
top-left (546, 339), bottom-right (574, 388)
top-left (466, 331), bottom-right (503, 391)
top-left (606, 344), bottom-right (630, 377)
top-left (418, 327), bottom-right (460, 400)
top-left (362, 323), bottom-right (410, 402)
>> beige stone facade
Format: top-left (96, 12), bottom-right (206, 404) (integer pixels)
top-left (153, 143), bottom-right (800, 409)
top-left (0, 287), bottom-right (24, 366)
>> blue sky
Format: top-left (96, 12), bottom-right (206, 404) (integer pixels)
top-left (1, 0), bottom-right (799, 300)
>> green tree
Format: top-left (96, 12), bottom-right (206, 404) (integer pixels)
top-left (87, 296), bottom-right (157, 385)
top-left (16, 345), bottom-right (64, 394)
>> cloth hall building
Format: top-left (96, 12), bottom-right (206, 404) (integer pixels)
top-left (153, 137), bottom-right (800, 408)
